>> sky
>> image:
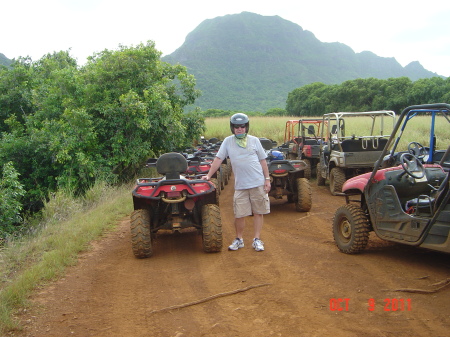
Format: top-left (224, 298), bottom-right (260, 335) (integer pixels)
top-left (2, 0), bottom-right (450, 77)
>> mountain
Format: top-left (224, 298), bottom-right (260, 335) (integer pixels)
top-left (0, 53), bottom-right (12, 67)
top-left (162, 12), bottom-right (442, 112)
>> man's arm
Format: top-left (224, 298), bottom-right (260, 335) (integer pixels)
top-left (260, 158), bottom-right (270, 179)
top-left (260, 158), bottom-right (271, 192)
top-left (203, 157), bottom-right (224, 180)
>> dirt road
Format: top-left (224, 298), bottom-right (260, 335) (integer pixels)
top-left (14, 176), bottom-right (449, 337)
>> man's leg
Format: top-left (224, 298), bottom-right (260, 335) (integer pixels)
top-left (233, 189), bottom-right (251, 239)
top-left (252, 213), bottom-right (265, 251)
top-left (228, 217), bottom-right (246, 251)
top-left (234, 217), bottom-right (246, 238)
top-left (252, 213), bottom-right (263, 239)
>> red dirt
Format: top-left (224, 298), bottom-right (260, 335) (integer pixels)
top-left (11, 176), bottom-right (450, 337)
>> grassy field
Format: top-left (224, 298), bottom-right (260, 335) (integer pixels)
top-left (204, 116), bottom-right (290, 145)
top-left (0, 182), bottom-right (133, 332)
top-left (204, 115), bottom-right (450, 150)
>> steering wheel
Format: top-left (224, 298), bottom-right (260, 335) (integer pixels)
top-left (407, 142), bottom-right (427, 160)
top-left (400, 153), bottom-right (425, 179)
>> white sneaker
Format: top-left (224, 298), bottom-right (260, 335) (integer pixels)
top-left (252, 238), bottom-right (264, 251)
top-left (228, 238), bottom-right (244, 251)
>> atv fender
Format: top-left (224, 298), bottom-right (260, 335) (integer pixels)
top-left (342, 165), bottom-right (404, 193)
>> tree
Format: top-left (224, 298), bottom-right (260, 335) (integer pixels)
top-left (0, 162), bottom-right (25, 238)
top-left (265, 108), bottom-right (287, 116)
top-left (407, 77), bottom-right (449, 105)
top-left (284, 76), bottom-right (449, 116)
top-left (378, 77), bottom-right (412, 113)
top-left (0, 42), bottom-right (205, 222)
top-left (80, 42), bottom-right (202, 180)
top-left (286, 82), bottom-right (329, 116)
top-left (0, 57), bottom-right (35, 132)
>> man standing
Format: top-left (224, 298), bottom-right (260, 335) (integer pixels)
top-left (203, 113), bottom-right (271, 251)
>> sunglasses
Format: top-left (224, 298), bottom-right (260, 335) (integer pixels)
top-left (233, 124), bottom-right (246, 129)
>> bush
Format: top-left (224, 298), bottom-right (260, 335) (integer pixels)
top-left (0, 162), bottom-right (25, 239)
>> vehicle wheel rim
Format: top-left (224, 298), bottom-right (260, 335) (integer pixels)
top-left (340, 219), bottom-right (352, 241)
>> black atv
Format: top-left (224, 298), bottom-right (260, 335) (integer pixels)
top-left (261, 138), bottom-right (312, 212)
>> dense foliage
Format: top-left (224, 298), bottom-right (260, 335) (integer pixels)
top-left (0, 42), bottom-right (204, 235)
top-left (286, 77), bottom-right (450, 116)
top-left (200, 108), bottom-right (265, 117)
top-left (0, 162), bottom-right (25, 238)
top-left (163, 12), bottom-right (441, 112)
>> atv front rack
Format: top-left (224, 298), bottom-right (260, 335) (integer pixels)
top-left (268, 160), bottom-right (307, 176)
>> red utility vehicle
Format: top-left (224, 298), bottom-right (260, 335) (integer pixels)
top-left (333, 103), bottom-right (450, 254)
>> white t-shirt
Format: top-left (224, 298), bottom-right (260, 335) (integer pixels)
top-left (216, 134), bottom-right (267, 190)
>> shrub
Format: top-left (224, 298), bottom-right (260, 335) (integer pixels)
top-left (0, 162), bottom-right (25, 239)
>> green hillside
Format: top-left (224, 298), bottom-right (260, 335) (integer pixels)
top-left (163, 12), bottom-right (441, 112)
top-left (0, 53), bottom-right (12, 67)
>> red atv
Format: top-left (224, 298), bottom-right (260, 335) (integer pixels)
top-left (190, 137), bottom-right (231, 191)
top-left (282, 119), bottom-right (327, 179)
top-left (333, 103), bottom-right (450, 254)
top-left (131, 152), bottom-right (222, 258)
top-left (185, 155), bottom-right (220, 204)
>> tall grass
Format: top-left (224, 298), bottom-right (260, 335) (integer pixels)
top-left (0, 181), bottom-right (133, 332)
top-left (204, 116), bottom-right (297, 145)
top-left (204, 115), bottom-right (450, 150)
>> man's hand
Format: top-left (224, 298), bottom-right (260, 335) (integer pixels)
top-left (264, 179), bottom-right (271, 193)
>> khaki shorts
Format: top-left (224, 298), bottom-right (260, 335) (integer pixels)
top-left (233, 185), bottom-right (270, 218)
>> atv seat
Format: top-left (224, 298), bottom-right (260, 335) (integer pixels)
top-left (337, 138), bottom-right (388, 152)
top-left (405, 169), bottom-right (450, 215)
top-left (405, 195), bottom-right (434, 214)
top-left (146, 158), bottom-right (157, 167)
top-left (438, 144), bottom-right (450, 172)
top-left (259, 138), bottom-right (273, 150)
top-left (156, 152), bottom-right (188, 180)
top-left (188, 156), bottom-right (202, 165)
top-left (303, 139), bottom-right (320, 145)
top-left (209, 137), bottom-right (219, 144)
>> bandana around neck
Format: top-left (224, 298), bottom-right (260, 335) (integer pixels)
top-left (235, 133), bottom-right (247, 148)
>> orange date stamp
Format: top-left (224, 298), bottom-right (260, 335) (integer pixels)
top-left (329, 298), bottom-right (412, 311)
